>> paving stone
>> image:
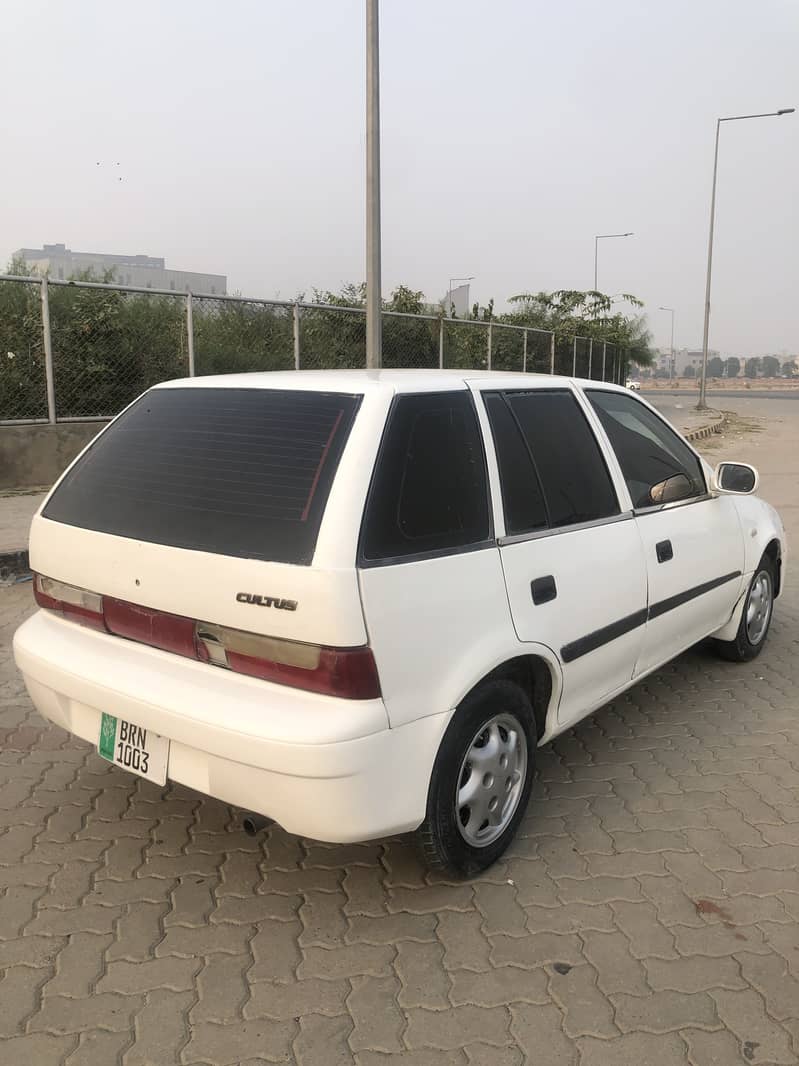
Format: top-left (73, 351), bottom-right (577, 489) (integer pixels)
top-left (0, 1033), bottom-right (78, 1064)
top-left (404, 1005), bottom-right (511, 1050)
top-left (638, 874), bottom-right (706, 927)
top-left (156, 920), bottom-right (254, 958)
top-left (347, 974), bottom-right (405, 1053)
top-left (449, 964), bottom-right (549, 1007)
top-left (65, 1029), bottom-right (131, 1066)
top-left (98, 955), bottom-right (201, 994)
top-left (711, 988), bottom-right (796, 1064)
top-left (29, 991), bottom-right (144, 1034)
top-left (548, 962), bottom-right (617, 1038)
top-left (644, 954), bottom-right (746, 993)
top-left (436, 909), bottom-right (492, 972)
top-left (298, 942), bottom-right (395, 981)
top-left (248, 920), bottom-right (302, 982)
top-left (106, 901), bottom-right (168, 962)
top-left (585, 852), bottom-right (668, 878)
top-left (293, 1013), bottom-right (353, 1066)
top-left (580, 929), bottom-right (650, 999)
top-left (346, 911), bottom-right (437, 944)
top-left (42, 930), bottom-right (113, 997)
top-left (298, 888), bottom-right (349, 947)
top-left (388, 884), bottom-right (474, 914)
top-left (0, 963), bottom-right (50, 1036)
top-left (344, 866), bottom-right (389, 916)
top-left (356, 1051), bottom-right (465, 1066)
top-left (557, 876), bottom-right (642, 905)
top-left (662, 852), bottom-right (725, 896)
top-left (610, 900), bottom-right (678, 960)
top-left (672, 922), bottom-right (769, 958)
top-left (534, 835), bottom-right (589, 878)
top-left (474, 881), bottom-right (528, 936)
top-left (612, 989), bottom-right (718, 1033)
top-left (524, 901), bottom-right (615, 934)
top-left (0, 934), bottom-right (63, 968)
top-left (192, 951), bottom-right (251, 1023)
top-left (491, 931), bottom-right (584, 969)
top-left (396, 940), bottom-right (450, 1008)
top-left (578, 1031), bottom-right (689, 1066)
top-left (465, 1045), bottom-right (523, 1066)
top-left (683, 1027), bottom-right (748, 1066)
top-left (245, 977), bottom-right (350, 1021)
top-left (184, 1019), bottom-right (296, 1065)
top-left (509, 1003), bottom-right (578, 1064)
top-left (736, 951), bottom-right (799, 1020)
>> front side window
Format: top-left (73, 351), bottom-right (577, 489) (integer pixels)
top-left (586, 389), bottom-right (705, 509)
top-left (487, 389), bottom-right (619, 531)
top-left (360, 392), bottom-right (491, 562)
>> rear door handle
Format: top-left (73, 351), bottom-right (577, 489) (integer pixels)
top-left (531, 575), bottom-right (557, 605)
top-left (656, 540), bottom-right (673, 563)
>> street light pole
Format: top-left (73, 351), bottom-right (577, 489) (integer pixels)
top-left (659, 306), bottom-right (675, 384)
top-left (594, 232), bottom-right (633, 292)
top-left (697, 107), bottom-right (795, 409)
top-left (365, 0), bottom-right (382, 369)
top-left (447, 275), bottom-right (475, 317)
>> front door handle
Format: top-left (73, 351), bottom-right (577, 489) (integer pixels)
top-left (656, 539), bottom-right (674, 563)
top-left (531, 575), bottom-right (557, 605)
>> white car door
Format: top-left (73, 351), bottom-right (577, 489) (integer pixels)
top-left (479, 385), bottom-right (649, 730)
top-left (584, 389), bottom-right (745, 676)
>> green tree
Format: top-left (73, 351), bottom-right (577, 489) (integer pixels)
top-left (761, 355), bottom-right (780, 378)
top-left (745, 357), bottom-right (761, 379)
top-left (725, 356), bottom-right (741, 378)
top-left (707, 356), bottom-right (725, 377)
top-left (782, 358), bottom-right (798, 378)
top-left (684, 364), bottom-right (696, 378)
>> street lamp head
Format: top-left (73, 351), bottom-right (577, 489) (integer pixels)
top-left (777, 108), bottom-right (796, 115)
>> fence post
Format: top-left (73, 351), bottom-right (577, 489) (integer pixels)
top-left (522, 329), bottom-right (528, 373)
top-left (439, 317), bottom-right (445, 369)
top-left (549, 332), bottom-right (555, 374)
top-left (293, 303), bottom-right (301, 370)
top-left (588, 338), bottom-right (593, 379)
top-left (602, 342), bottom-right (607, 381)
top-left (40, 278), bottom-right (56, 424)
top-left (186, 292), bottom-right (195, 377)
top-left (572, 337), bottom-right (577, 377)
top-left (487, 321), bottom-right (492, 370)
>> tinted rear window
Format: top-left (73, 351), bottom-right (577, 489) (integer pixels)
top-left (43, 388), bottom-right (361, 564)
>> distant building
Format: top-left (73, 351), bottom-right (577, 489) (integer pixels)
top-left (15, 243), bottom-right (226, 295)
top-left (654, 347), bottom-right (721, 376)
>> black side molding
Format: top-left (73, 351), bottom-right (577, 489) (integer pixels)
top-left (560, 571), bottom-right (742, 663)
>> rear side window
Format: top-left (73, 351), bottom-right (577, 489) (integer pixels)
top-left (43, 388), bottom-right (360, 565)
top-left (486, 389), bottom-right (619, 531)
top-left (360, 392), bottom-right (491, 563)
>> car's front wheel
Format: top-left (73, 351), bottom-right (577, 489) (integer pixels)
top-left (416, 680), bottom-right (536, 878)
top-left (712, 556), bottom-right (776, 662)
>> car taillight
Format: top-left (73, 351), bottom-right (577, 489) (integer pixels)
top-left (195, 624), bottom-right (382, 700)
top-left (33, 574), bottom-right (381, 700)
top-left (33, 574), bottom-right (106, 632)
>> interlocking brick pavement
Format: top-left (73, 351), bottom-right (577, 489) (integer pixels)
top-left (1, 397), bottom-right (798, 1065)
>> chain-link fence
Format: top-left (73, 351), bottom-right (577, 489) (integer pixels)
top-left (0, 274), bottom-right (633, 423)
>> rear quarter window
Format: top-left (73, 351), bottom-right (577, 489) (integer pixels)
top-left (42, 388), bottom-right (361, 565)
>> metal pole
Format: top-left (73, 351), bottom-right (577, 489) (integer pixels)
top-left (365, 0), bottom-right (382, 368)
top-left (438, 317), bottom-right (444, 369)
top-left (293, 303), bottom-right (301, 370)
top-left (572, 337), bottom-right (577, 377)
top-left (698, 120), bottom-right (720, 410)
top-left (588, 338), bottom-right (593, 379)
top-left (41, 278), bottom-right (56, 423)
top-left (549, 332), bottom-right (555, 374)
top-left (487, 321), bottom-right (492, 370)
top-left (602, 342), bottom-right (607, 381)
top-left (594, 237), bottom-right (598, 292)
top-left (523, 329), bottom-right (528, 373)
top-left (670, 310), bottom-right (675, 385)
top-left (186, 292), bottom-right (195, 377)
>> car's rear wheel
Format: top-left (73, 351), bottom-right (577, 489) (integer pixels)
top-left (416, 680), bottom-right (536, 878)
top-left (712, 556), bottom-right (776, 662)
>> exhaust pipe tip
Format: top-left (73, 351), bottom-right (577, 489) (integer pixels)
top-left (242, 812), bottom-right (272, 836)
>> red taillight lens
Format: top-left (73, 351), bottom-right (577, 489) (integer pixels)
top-left (104, 598), bottom-right (199, 659)
top-left (227, 645), bottom-right (381, 700)
top-left (33, 574), bottom-right (107, 632)
top-left (33, 574), bottom-right (382, 701)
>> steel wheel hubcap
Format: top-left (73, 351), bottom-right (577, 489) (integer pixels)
top-left (746, 570), bottom-right (772, 646)
top-left (455, 714), bottom-right (527, 847)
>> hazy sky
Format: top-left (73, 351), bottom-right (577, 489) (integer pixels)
top-left (2, 0), bottom-right (797, 357)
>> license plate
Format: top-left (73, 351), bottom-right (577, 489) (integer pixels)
top-left (98, 713), bottom-right (170, 785)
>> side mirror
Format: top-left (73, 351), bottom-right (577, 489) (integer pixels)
top-left (712, 462), bottom-right (758, 495)
top-left (649, 473), bottom-right (694, 505)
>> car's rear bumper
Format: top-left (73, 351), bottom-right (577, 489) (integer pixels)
top-left (13, 611), bottom-right (449, 842)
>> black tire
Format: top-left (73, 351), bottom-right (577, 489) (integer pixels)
top-left (416, 680), bottom-right (536, 878)
top-left (712, 556), bottom-right (776, 663)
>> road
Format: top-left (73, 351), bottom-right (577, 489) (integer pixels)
top-left (0, 397), bottom-right (798, 1065)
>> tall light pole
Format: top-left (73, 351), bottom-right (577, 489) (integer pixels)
top-left (697, 107), bottom-right (794, 409)
top-left (594, 232), bottom-right (633, 292)
top-left (659, 306), bottom-right (675, 384)
top-left (365, 0), bottom-right (382, 369)
top-left (448, 275), bottom-right (474, 317)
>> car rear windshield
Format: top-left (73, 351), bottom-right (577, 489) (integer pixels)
top-left (42, 387), bottom-right (361, 565)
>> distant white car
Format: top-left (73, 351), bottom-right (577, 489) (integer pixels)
top-left (13, 370), bottom-right (786, 876)
top-left (626, 379), bottom-right (641, 390)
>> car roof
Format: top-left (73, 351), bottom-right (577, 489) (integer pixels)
top-left (154, 369), bottom-right (630, 396)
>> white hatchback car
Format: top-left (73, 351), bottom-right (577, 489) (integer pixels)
top-left (14, 371), bottom-right (785, 875)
